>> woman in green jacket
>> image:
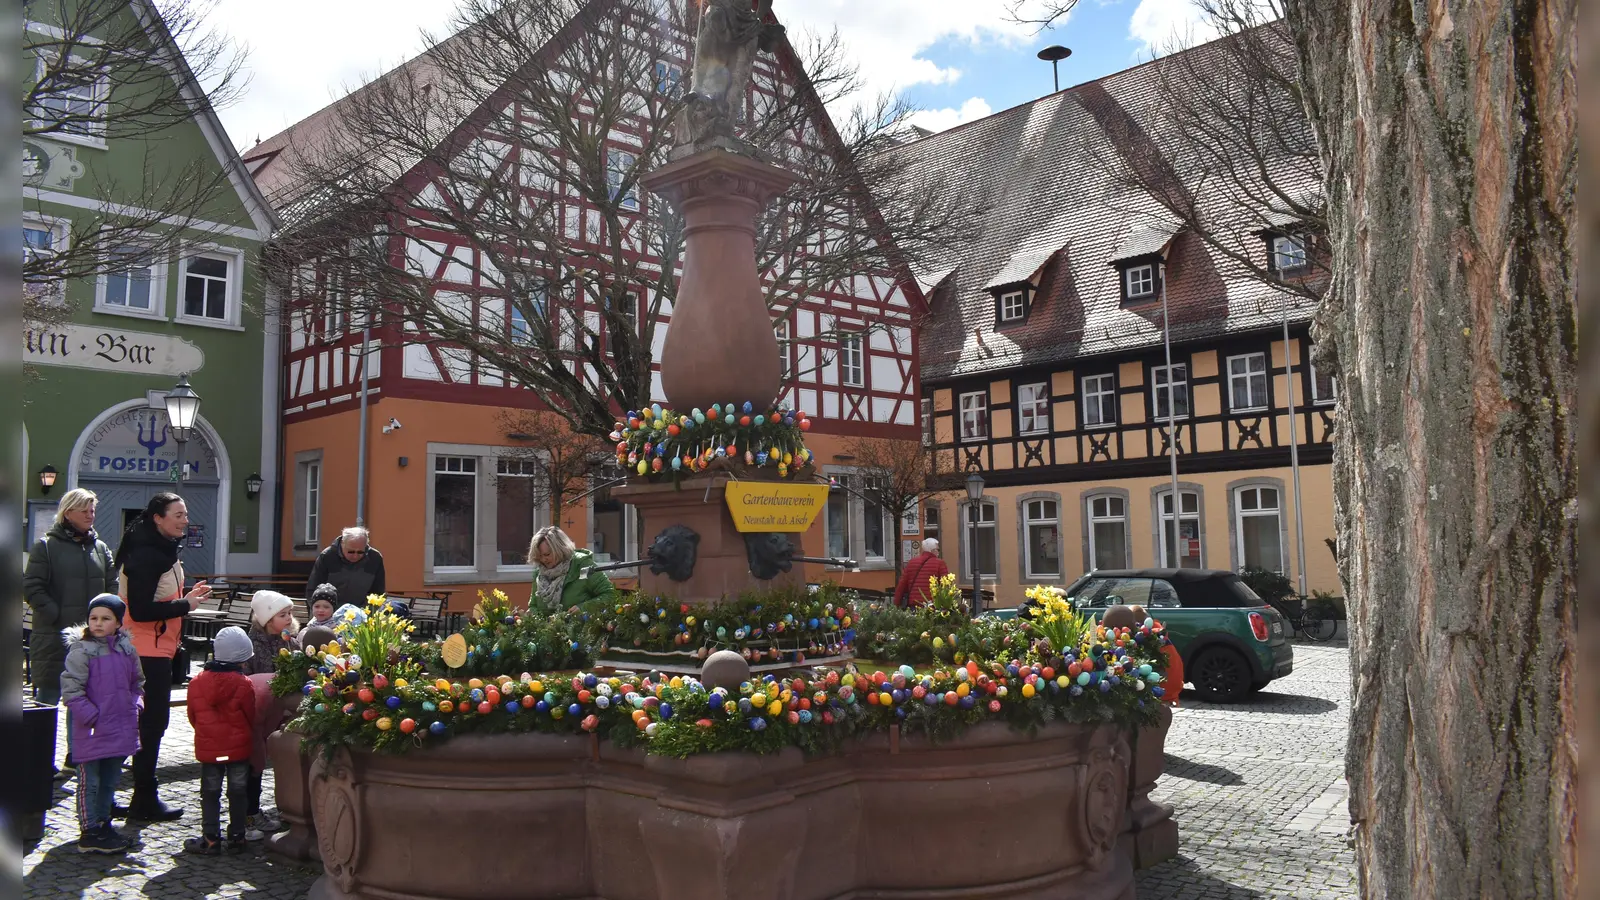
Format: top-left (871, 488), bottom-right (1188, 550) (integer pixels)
top-left (528, 526), bottom-right (616, 612)
top-left (24, 488), bottom-right (113, 706)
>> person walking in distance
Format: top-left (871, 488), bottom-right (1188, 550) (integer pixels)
top-left (183, 626), bottom-right (256, 855)
top-left (116, 492), bottom-right (210, 822)
top-left (306, 526), bottom-right (386, 609)
top-left (892, 538), bottom-right (952, 608)
top-left (60, 594), bottom-right (143, 853)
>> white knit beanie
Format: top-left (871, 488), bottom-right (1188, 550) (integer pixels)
top-left (250, 590), bottom-right (300, 634)
top-left (213, 626), bottom-right (253, 664)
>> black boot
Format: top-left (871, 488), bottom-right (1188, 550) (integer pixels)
top-left (127, 788), bottom-right (184, 823)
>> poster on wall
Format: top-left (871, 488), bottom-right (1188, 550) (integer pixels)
top-left (185, 524), bottom-right (205, 549)
top-left (27, 502), bottom-right (56, 548)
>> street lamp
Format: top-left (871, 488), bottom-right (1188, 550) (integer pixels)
top-left (245, 473), bottom-right (264, 500)
top-left (164, 374), bottom-right (202, 483)
top-left (965, 470), bottom-right (985, 619)
top-left (38, 464), bottom-right (58, 495)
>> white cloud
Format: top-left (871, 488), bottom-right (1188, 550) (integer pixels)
top-left (1127, 0), bottom-right (1219, 55)
top-left (206, 0), bottom-right (1060, 151)
top-left (908, 97), bottom-right (994, 134)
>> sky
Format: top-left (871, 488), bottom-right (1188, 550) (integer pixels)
top-left (203, 0), bottom-right (1215, 152)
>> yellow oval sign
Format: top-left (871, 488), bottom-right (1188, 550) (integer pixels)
top-left (441, 633), bottom-right (468, 669)
top-left (723, 482), bottom-right (829, 533)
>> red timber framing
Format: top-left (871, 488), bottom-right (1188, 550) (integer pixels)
top-left (278, 0), bottom-right (921, 442)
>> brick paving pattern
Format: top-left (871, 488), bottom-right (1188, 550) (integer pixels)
top-left (25, 645), bottom-right (1357, 899)
top-left (1135, 643), bottom-right (1358, 899)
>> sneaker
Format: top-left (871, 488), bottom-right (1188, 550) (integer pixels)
top-left (243, 827), bottom-right (264, 842)
top-left (182, 836), bottom-right (223, 856)
top-left (127, 798), bottom-right (185, 823)
top-left (97, 822), bottom-right (133, 849)
top-left (249, 812), bottom-right (285, 834)
top-left (226, 838), bottom-right (248, 854)
top-left (78, 829), bottom-right (128, 854)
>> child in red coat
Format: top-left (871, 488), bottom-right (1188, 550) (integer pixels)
top-left (183, 626), bottom-right (257, 854)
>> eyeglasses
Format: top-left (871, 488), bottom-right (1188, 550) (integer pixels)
top-left (344, 548), bottom-right (368, 557)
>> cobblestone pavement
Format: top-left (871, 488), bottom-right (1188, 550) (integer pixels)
top-left (26, 646), bottom-right (1357, 899)
top-left (22, 709), bottom-right (320, 900)
top-left (1135, 643), bottom-right (1358, 899)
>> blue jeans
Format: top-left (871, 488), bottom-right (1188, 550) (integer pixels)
top-left (201, 762), bottom-right (251, 841)
top-left (75, 756), bottom-right (124, 834)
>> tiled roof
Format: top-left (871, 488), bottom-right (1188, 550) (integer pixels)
top-left (885, 28), bottom-right (1322, 382)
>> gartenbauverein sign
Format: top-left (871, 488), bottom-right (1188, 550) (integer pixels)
top-left (25, 323), bottom-right (205, 376)
top-left (724, 482), bottom-right (829, 533)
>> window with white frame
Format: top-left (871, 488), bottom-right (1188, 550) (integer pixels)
top-left (97, 251), bottom-right (162, 314)
top-left (1151, 363), bottom-right (1190, 420)
top-left (826, 474), bottom-right (853, 560)
top-left (1086, 494), bottom-right (1128, 570)
top-left (1017, 382), bottom-right (1049, 435)
top-left (606, 149), bottom-right (639, 211)
top-left (1272, 235), bottom-right (1308, 273)
top-left (433, 456), bottom-right (478, 569)
top-left (181, 253), bottom-right (233, 323)
top-left (959, 391), bottom-right (988, 442)
top-left (923, 504), bottom-right (941, 544)
top-left (839, 332), bottom-right (864, 387)
top-left (862, 476), bottom-right (888, 561)
top-left (1124, 263), bottom-right (1156, 299)
top-left (301, 460), bottom-right (321, 547)
top-left (1082, 373), bottom-right (1117, 427)
top-left (33, 57), bottom-right (109, 139)
top-left (998, 290), bottom-right (1026, 322)
top-left (495, 457), bottom-right (546, 567)
top-left (920, 397), bottom-right (934, 448)
top-left (320, 268), bottom-right (345, 337)
top-left (22, 217), bottom-right (68, 301)
top-left (1235, 485), bottom-right (1284, 572)
top-left (963, 500), bottom-right (998, 580)
top-left (1023, 498), bottom-right (1061, 578)
top-left (1157, 489), bottom-right (1203, 569)
top-left (1311, 362), bottom-right (1337, 405)
top-left (1227, 353), bottom-right (1269, 411)
top-left (509, 304), bottom-right (535, 346)
top-left (775, 318), bottom-right (791, 378)
top-left (653, 60), bottom-right (683, 95)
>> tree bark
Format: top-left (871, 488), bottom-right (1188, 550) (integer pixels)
top-left (1282, 1), bottom-right (1576, 897)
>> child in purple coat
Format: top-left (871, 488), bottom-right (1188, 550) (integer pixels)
top-left (60, 594), bottom-right (145, 853)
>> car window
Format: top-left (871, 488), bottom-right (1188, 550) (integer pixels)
top-left (1149, 579), bottom-right (1181, 608)
top-left (1179, 578), bottom-right (1233, 608)
top-left (1072, 577), bottom-right (1153, 608)
top-left (1224, 576), bottom-right (1262, 605)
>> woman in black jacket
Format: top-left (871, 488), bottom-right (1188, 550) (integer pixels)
top-left (23, 488), bottom-right (113, 706)
top-left (115, 492), bottom-right (210, 822)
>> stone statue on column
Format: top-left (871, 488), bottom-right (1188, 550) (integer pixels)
top-left (677, 0), bottom-right (784, 152)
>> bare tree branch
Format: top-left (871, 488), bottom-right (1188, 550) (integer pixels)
top-left (263, 0), bottom-right (988, 438)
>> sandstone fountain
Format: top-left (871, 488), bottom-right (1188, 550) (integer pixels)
top-left (279, 4), bottom-right (1176, 897)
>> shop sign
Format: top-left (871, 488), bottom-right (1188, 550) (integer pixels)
top-left (724, 483), bottom-right (829, 533)
top-left (26, 323), bottom-right (205, 377)
top-left (78, 407), bottom-right (218, 480)
top-left (22, 138), bottom-right (86, 191)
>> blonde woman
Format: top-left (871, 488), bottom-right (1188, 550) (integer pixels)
top-left (528, 526), bottom-right (616, 610)
top-left (24, 488), bottom-right (113, 707)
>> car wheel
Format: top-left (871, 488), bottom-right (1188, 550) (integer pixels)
top-left (1190, 648), bottom-right (1251, 703)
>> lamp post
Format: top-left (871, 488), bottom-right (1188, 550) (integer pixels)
top-left (38, 465), bottom-right (58, 495)
top-left (964, 470), bottom-right (985, 619)
top-left (164, 374), bottom-right (202, 485)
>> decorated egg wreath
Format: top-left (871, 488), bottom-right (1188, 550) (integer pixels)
top-left (612, 401), bottom-right (814, 479)
top-left (274, 590), bottom-right (1176, 759)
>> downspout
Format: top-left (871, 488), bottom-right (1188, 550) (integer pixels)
top-left (1159, 261), bottom-right (1181, 563)
top-left (1282, 301), bottom-right (1307, 595)
top-left (355, 326), bottom-right (371, 525)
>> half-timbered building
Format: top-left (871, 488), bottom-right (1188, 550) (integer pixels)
top-left (894, 35), bottom-right (1336, 608)
top-left (244, 0), bottom-right (923, 607)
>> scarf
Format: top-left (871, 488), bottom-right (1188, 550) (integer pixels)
top-left (534, 558), bottom-right (571, 607)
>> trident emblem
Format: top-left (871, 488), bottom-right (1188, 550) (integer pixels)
top-left (137, 415), bottom-right (169, 457)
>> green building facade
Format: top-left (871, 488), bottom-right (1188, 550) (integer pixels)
top-left (22, 1), bottom-right (280, 575)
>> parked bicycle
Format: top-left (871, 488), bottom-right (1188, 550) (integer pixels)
top-left (1268, 595), bottom-right (1340, 642)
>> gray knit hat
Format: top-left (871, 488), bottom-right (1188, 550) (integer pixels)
top-left (213, 626), bottom-right (254, 664)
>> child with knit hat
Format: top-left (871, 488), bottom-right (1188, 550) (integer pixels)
top-left (307, 583), bottom-right (339, 629)
top-left (184, 626), bottom-right (256, 854)
top-left (60, 593), bottom-right (144, 853)
top-left (238, 591), bottom-right (299, 836)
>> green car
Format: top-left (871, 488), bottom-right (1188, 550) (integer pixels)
top-left (1010, 569), bottom-right (1294, 703)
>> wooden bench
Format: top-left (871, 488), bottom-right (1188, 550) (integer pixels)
top-left (406, 597), bottom-right (445, 639)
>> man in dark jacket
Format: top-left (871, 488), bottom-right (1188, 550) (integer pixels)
top-left (307, 526), bottom-right (387, 608)
top-left (892, 538), bottom-right (952, 607)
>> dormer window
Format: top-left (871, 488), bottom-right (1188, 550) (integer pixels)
top-left (1124, 263), bottom-right (1156, 299)
top-left (998, 289), bottom-right (1026, 322)
top-left (1271, 234), bottom-right (1308, 274)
